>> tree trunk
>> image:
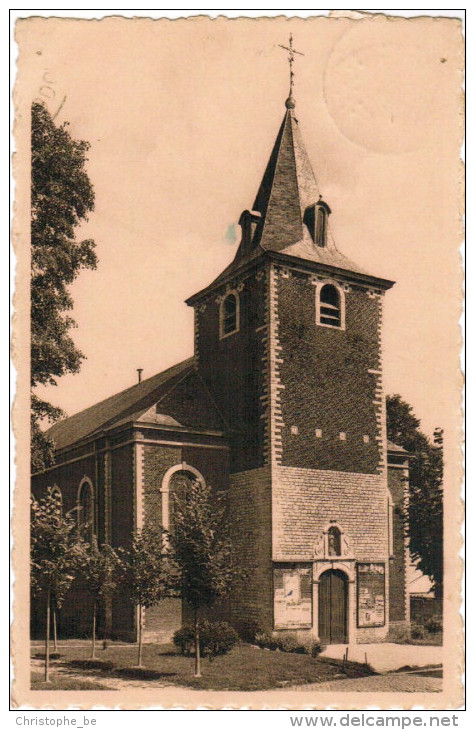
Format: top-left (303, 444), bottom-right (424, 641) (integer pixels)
top-left (194, 607), bottom-right (201, 678)
top-left (53, 607), bottom-right (58, 652)
top-left (44, 588), bottom-right (51, 682)
top-left (137, 603), bottom-right (143, 667)
top-left (91, 601), bottom-right (97, 659)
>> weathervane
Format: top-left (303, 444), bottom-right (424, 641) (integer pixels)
top-left (278, 34), bottom-right (304, 100)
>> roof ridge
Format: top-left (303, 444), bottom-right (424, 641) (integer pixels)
top-left (45, 356), bottom-right (196, 451)
top-left (288, 112), bottom-right (303, 226)
top-left (257, 110), bottom-right (291, 251)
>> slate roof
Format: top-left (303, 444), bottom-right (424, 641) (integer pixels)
top-left (195, 102), bottom-right (391, 302)
top-left (47, 357), bottom-right (227, 452)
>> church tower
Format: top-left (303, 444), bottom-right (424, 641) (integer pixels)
top-left (186, 48), bottom-right (405, 643)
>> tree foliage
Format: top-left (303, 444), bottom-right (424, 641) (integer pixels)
top-left (123, 527), bottom-right (178, 610)
top-left (122, 527), bottom-right (179, 666)
top-left (386, 394), bottom-right (443, 597)
top-left (77, 538), bottom-right (122, 658)
top-left (31, 102), bottom-right (97, 471)
top-left (30, 487), bottom-right (80, 601)
top-left (168, 481), bottom-right (240, 676)
top-left (30, 487), bottom-right (82, 680)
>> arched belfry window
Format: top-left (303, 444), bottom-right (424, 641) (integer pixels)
top-left (219, 291), bottom-right (240, 339)
top-left (320, 284), bottom-right (341, 327)
top-left (327, 526), bottom-right (342, 557)
top-left (77, 478), bottom-right (94, 542)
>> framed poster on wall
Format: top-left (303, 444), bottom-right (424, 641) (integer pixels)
top-left (357, 563), bottom-right (386, 627)
top-left (273, 564), bottom-right (312, 629)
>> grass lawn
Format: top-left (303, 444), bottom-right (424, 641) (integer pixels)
top-left (31, 642), bottom-right (374, 691)
top-left (31, 672), bottom-right (112, 691)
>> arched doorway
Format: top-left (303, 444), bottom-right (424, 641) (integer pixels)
top-left (318, 569), bottom-right (348, 644)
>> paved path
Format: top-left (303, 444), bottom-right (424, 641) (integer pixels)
top-left (296, 674), bottom-right (441, 693)
top-left (321, 643), bottom-right (442, 673)
top-left (31, 658), bottom-right (167, 691)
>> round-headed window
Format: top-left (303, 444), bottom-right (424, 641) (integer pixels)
top-left (320, 284), bottom-right (341, 327)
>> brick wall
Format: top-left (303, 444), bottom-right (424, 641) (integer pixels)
top-left (272, 466), bottom-right (388, 561)
top-left (226, 466), bottom-right (273, 634)
top-left (275, 267), bottom-right (384, 473)
top-left (110, 444), bottom-right (134, 549)
top-left (388, 460), bottom-right (410, 625)
top-left (32, 452), bottom-right (97, 523)
top-left (141, 439), bottom-right (229, 639)
top-left (194, 266), bottom-right (268, 472)
top-left (156, 370), bottom-right (225, 431)
top-left (31, 449), bottom-right (106, 637)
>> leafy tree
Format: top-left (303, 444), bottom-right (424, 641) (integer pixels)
top-left (77, 538), bottom-right (122, 659)
top-left (122, 527), bottom-right (179, 667)
top-left (168, 481), bottom-right (239, 677)
top-left (386, 394), bottom-right (443, 598)
top-left (31, 101), bottom-right (97, 472)
top-left (30, 487), bottom-right (81, 681)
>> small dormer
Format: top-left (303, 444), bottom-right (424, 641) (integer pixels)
top-left (238, 209), bottom-right (262, 257)
top-left (304, 198), bottom-right (331, 248)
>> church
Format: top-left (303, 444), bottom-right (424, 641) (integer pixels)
top-left (31, 53), bottom-right (410, 646)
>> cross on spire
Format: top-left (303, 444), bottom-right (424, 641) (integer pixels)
top-left (278, 33), bottom-right (304, 105)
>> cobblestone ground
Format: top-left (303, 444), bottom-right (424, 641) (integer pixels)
top-left (297, 674), bottom-right (442, 692)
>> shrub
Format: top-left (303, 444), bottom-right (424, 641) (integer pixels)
top-left (425, 616), bottom-right (443, 634)
top-left (200, 620), bottom-right (239, 657)
top-left (173, 621), bottom-right (239, 658)
top-left (254, 631), bottom-right (278, 650)
top-left (299, 636), bottom-right (324, 657)
top-left (276, 633), bottom-right (301, 653)
top-left (411, 623), bottom-right (425, 640)
top-left (173, 625), bottom-right (195, 656)
top-left (254, 631), bottom-right (324, 656)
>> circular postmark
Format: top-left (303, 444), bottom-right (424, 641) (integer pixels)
top-left (323, 32), bottom-right (445, 155)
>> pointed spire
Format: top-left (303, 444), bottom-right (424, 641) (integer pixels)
top-left (194, 42), bottom-right (380, 297)
top-left (252, 105), bottom-right (320, 252)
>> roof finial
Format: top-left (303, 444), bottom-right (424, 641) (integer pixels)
top-left (278, 33), bottom-right (304, 109)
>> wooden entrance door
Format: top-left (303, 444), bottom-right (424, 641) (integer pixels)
top-left (318, 570), bottom-right (348, 644)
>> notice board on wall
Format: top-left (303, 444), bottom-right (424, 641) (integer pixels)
top-left (357, 563), bottom-right (385, 627)
top-left (274, 564), bottom-right (312, 629)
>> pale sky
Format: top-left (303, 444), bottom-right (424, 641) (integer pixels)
top-left (17, 14), bottom-right (463, 439)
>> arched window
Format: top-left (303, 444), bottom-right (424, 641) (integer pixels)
top-left (319, 284), bottom-right (341, 327)
top-left (168, 471), bottom-right (196, 535)
top-left (78, 478), bottom-right (94, 542)
top-left (220, 291), bottom-right (239, 338)
top-left (160, 463), bottom-right (206, 536)
top-left (327, 526), bottom-right (342, 557)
